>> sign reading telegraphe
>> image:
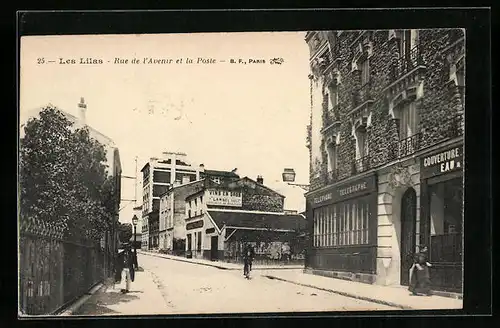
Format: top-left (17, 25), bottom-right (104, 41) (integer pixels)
top-left (207, 191), bottom-right (242, 207)
top-left (421, 144), bottom-right (463, 179)
top-left (309, 174), bottom-right (377, 208)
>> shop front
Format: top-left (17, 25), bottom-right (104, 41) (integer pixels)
top-left (419, 142), bottom-right (463, 293)
top-left (306, 173), bottom-right (378, 283)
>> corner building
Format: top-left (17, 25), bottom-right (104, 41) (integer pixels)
top-left (304, 29), bottom-right (464, 293)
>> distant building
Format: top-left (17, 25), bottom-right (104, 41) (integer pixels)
top-left (140, 152), bottom-right (199, 250)
top-left (158, 167), bottom-right (241, 254)
top-left (184, 176), bottom-right (307, 263)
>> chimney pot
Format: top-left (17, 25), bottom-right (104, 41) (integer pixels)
top-left (256, 175), bottom-right (264, 184)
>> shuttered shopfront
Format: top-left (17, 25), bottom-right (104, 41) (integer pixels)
top-left (306, 174), bottom-right (378, 278)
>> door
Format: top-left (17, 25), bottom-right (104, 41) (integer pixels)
top-left (210, 236), bottom-right (218, 261)
top-left (400, 187), bottom-right (417, 286)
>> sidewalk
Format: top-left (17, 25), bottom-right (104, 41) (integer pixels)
top-left (138, 250), bottom-right (303, 270)
top-left (259, 269), bottom-right (463, 310)
top-left (72, 269), bottom-right (168, 316)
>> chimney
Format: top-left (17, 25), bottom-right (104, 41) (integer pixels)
top-left (78, 97), bottom-right (87, 126)
top-left (282, 168), bottom-right (296, 182)
top-left (199, 164), bottom-right (205, 172)
top-left (256, 175), bottom-right (264, 184)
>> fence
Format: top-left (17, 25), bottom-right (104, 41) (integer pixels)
top-left (19, 218), bottom-right (112, 315)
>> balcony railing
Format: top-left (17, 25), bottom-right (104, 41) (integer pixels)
top-left (389, 45), bottom-right (425, 81)
top-left (323, 105), bottom-right (341, 129)
top-left (327, 168), bottom-right (340, 183)
top-left (352, 82), bottom-right (373, 109)
top-left (351, 155), bottom-right (371, 175)
top-left (387, 133), bottom-right (422, 161)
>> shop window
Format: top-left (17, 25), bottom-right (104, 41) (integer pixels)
top-left (313, 197), bottom-right (370, 248)
top-left (428, 178), bottom-right (463, 263)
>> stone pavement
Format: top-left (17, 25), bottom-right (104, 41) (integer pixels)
top-left (73, 268), bottom-right (168, 316)
top-left (138, 250), bottom-right (303, 270)
top-left (259, 269), bottom-right (463, 310)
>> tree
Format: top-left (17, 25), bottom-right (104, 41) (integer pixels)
top-left (117, 223), bottom-right (133, 244)
top-left (19, 106), bottom-right (116, 242)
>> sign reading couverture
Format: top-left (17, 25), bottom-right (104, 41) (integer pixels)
top-left (309, 174), bottom-right (377, 208)
top-left (420, 144), bottom-right (463, 179)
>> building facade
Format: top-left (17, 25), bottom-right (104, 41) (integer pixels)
top-left (141, 152), bottom-right (199, 250)
top-left (184, 176), bottom-right (306, 263)
top-left (304, 29), bottom-right (464, 292)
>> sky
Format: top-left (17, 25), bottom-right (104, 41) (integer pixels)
top-left (20, 32), bottom-right (311, 224)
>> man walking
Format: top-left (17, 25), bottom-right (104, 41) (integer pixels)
top-left (115, 243), bottom-right (136, 293)
top-left (243, 243), bottom-right (255, 279)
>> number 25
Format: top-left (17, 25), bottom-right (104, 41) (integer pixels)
top-left (37, 58), bottom-right (45, 64)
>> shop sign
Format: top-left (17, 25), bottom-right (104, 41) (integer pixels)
top-left (308, 174), bottom-right (377, 208)
top-left (186, 220), bottom-right (204, 230)
top-left (421, 144), bottom-right (463, 179)
top-left (207, 189), bottom-right (242, 207)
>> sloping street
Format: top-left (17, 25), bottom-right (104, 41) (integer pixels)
top-left (75, 253), bottom-right (396, 315)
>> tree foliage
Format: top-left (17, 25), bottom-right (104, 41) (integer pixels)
top-left (118, 223), bottom-right (133, 244)
top-left (19, 106), bottom-right (117, 242)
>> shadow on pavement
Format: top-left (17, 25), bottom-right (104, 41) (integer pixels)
top-left (73, 284), bottom-right (141, 316)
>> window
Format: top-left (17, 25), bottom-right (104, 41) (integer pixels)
top-left (398, 29), bottom-right (419, 58)
top-left (355, 127), bottom-right (368, 160)
top-left (313, 197), bottom-right (370, 247)
top-left (360, 59), bottom-right (370, 85)
top-left (326, 84), bottom-right (338, 110)
top-left (429, 178), bottom-right (463, 263)
top-left (197, 231), bottom-right (202, 250)
top-left (396, 102), bottom-right (419, 140)
top-left (212, 177), bottom-right (221, 184)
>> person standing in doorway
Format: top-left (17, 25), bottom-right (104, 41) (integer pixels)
top-left (409, 245), bottom-right (432, 296)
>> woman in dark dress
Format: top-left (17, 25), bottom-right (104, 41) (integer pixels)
top-left (408, 245), bottom-right (432, 296)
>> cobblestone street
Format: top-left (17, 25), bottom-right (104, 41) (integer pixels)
top-left (75, 253), bottom-right (396, 315)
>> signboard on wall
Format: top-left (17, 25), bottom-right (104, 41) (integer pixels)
top-left (308, 174), bottom-right (377, 208)
top-left (420, 144), bottom-right (463, 180)
top-left (206, 189), bottom-right (242, 207)
top-left (186, 220), bottom-right (204, 230)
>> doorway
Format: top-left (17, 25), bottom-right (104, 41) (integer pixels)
top-left (400, 187), bottom-right (417, 286)
top-left (210, 236), bottom-right (219, 261)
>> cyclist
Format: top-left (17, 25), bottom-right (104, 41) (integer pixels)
top-left (242, 243), bottom-right (255, 279)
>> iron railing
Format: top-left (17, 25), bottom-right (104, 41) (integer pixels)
top-left (352, 82), bottom-right (373, 109)
top-left (322, 105), bottom-right (341, 129)
top-left (19, 233), bottom-right (109, 315)
top-left (390, 45), bottom-right (425, 81)
top-left (351, 155), bottom-right (371, 175)
top-left (387, 133), bottom-right (422, 161)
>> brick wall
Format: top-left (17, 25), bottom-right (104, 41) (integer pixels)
top-left (241, 184), bottom-right (284, 212)
top-left (306, 29), bottom-right (465, 191)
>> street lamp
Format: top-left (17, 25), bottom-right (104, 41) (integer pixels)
top-left (132, 215), bottom-right (139, 268)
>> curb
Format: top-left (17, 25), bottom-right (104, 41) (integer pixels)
top-left (139, 251), bottom-right (303, 271)
top-left (262, 275), bottom-right (411, 310)
top-left (58, 283), bottom-right (106, 316)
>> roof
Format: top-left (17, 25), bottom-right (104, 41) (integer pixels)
top-left (207, 210), bottom-right (306, 232)
top-left (202, 170), bottom-right (239, 178)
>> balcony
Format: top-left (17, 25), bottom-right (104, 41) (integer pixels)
top-left (387, 133), bottom-right (422, 161)
top-left (322, 105), bottom-right (341, 131)
top-left (352, 82), bottom-right (374, 109)
top-left (327, 168), bottom-right (340, 184)
top-left (389, 45), bottom-right (425, 82)
top-left (351, 155), bottom-right (371, 175)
